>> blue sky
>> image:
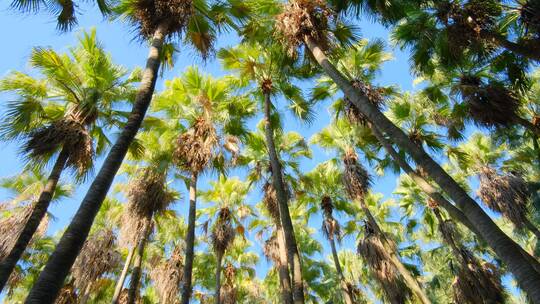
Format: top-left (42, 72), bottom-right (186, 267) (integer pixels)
top-left (0, 1), bottom-right (449, 300)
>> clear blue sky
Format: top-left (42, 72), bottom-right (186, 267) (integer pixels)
top-left (0, 1), bottom-right (449, 300)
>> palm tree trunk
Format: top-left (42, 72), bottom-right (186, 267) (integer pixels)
top-left (127, 217), bottom-right (152, 304)
top-left (0, 147), bottom-right (69, 292)
top-left (304, 35), bottom-right (540, 303)
top-left (263, 91), bottom-right (305, 304)
top-left (328, 234), bottom-right (354, 304)
top-left (112, 246), bottom-right (136, 304)
top-left (180, 173), bottom-right (198, 304)
top-left (370, 125), bottom-right (483, 241)
top-left (276, 224), bottom-right (294, 304)
top-left (358, 198), bottom-right (431, 304)
top-left (79, 281), bottom-right (93, 304)
top-left (215, 251), bottom-right (223, 304)
top-left (24, 24), bottom-right (168, 304)
top-left (482, 31), bottom-right (540, 62)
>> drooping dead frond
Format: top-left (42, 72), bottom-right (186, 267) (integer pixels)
top-left (118, 288), bottom-right (141, 304)
top-left (321, 196), bottom-right (341, 242)
top-left (150, 245), bottom-right (184, 304)
top-left (275, 0), bottom-right (333, 57)
top-left (133, 0), bottom-right (193, 39)
top-left (223, 136), bottom-right (240, 165)
top-left (72, 229), bottom-right (121, 291)
top-left (211, 207), bottom-right (236, 256)
top-left (357, 224), bottom-right (411, 304)
top-left (452, 256), bottom-right (505, 304)
top-left (54, 281), bottom-right (77, 304)
top-left (24, 118), bottom-right (94, 174)
top-left (344, 80), bottom-right (385, 126)
top-left (478, 166), bottom-right (530, 229)
top-left (520, 0), bottom-right (540, 36)
top-left (342, 149), bottom-right (371, 201)
top-left (120, 168), bottom-right (174, 247)
top-left (263, 234), bottom-right (280, 265)
top-left (174, 116), bottom-right (218, 174)
top-left (459, 77), bottom-right (520, 128)
top-left (263, 181), bottom-right (280, 223)
top-left (0, 204), bottom-right (49, 260)
top-left (220, 263), bottom-right (238, 304)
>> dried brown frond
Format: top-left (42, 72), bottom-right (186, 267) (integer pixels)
top-left (344, 81), bottom-right (385, 126)
top-left (223, 135), bottom-right (240, 165)
top-left (322, 216), bottom-right (342, 243)
top-left (260, 78), bottom-right (273, 94)
top-left (426, 198), bottom-right (439, 209)
top-left (459, 78), bottom-right (520, 128)
top-left (263, 181), bottom-right (281, 223)
top-left (150, 245), bottom-right (184, 304)
top-left (72, 229), bottom-right (121, 291)
top-left (263, 235), bottom-right (280, 264)
top-left (0, 204), bottom-right (49, 260)
top-left (211, 207), bottom-right (236, 256)
top-left (118, 288), bottom-right (141, 304)
top-left (275, 0), bottom-right (334, 57)
top-left (478, 166), bottom-right (530, 229)
top-left (6, 267), bottom-right (23, 297)
top-left (342, 149), bottom-right (371, 201)
top-left (452, 256), bottom-right (505, 304)
top-left (220, 263), bottom-right (237, 304)
top-left (133, 0), bottom-right (194, 38)
top-left (24, 118), bottom-right (94, 174)
top-left (438, 218), bottom-right (460, 247)
top-left (520, 0), bottom-right (540, 36)
top-left (54, 281), bottom-right (77, 304)
top-left (174, 116), bottom-right (218, 174)
top-left (357, 229), bottom-right (411, 304)
top-left (321, 196), bottom-right (333, 217)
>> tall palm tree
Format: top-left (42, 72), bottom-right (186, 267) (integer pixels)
top-left (312, 119), bottom-right (431, 304)
top-left (274, 1), bottom-right (540, 301)
top-left (24, 2), bottom-right (248, 301)
top-left (200, 176), bottom-right (250, 304)
top-left (155, 66), bottom-right (254, 304)
top-left (219, 42), bottom-right (317, 304)
top-left (0, 29), bottom-right (136, 292)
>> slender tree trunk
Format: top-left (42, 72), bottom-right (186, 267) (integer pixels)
top-left (358, 198), bottom-right (431, 304)
top-left (180, 173), bottom-right (198, 304)
top-left (263, 91), bottom-right (305, 304)
top-left (304, 36), bottom-right (540, 303)
top-left (482, 31), bottom-right (540, 62)
top-left (0, 147), bottom-right (69, 292)
top-left (127, 217), bottom-right (152, 304)
top-left (215, 251), bottom-right (223, 304)
top-left (328, 234), bottom-right (354, 304)
top-left (370, 125), bottom-right (483, 240)
top-left (276, 224), bottom-right (294, 304)
top-left (24, 24), bottom-right (168, 304)
top-left (112, 246), bottom-right (136, 304)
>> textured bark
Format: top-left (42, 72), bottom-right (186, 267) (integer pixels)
top-left (215, 251), bottom-right (223, 304)
top-left (276, 225), bottom-right (294, 304)
top-left (328, 234), bottom-right (354, 304)
top-left (263, 91), bottom-right (305, 304)
top-left (111, 246), bottom-right (136, 304)
top-left (370, 125), bottom-right (483, 240)
top-left (24, 24), bottom-right (167, 304)
top-left (127, 217), bottom-right (151, 304)
top-left (180, 173), bottom-right (198, 304)
top-left (0, 147), bottom-right (69, 292)
top-left (304, 35), bottom-right (540, 303)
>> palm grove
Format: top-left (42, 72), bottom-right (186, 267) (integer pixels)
top-left (0, 0), bottom-right (540, 303)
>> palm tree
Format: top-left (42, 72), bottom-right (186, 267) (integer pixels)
top-left (155, 66), bottom-right (253, 304)
top-left (200, 176), bottom-right (250, 304)
top-left (0, 29), bottom-right (136, 292)
top-left (24, 1), bottom-right (249, 301)
top-left (312, 119), bottom-right (430, 304)
top-left (219, 42), bottom-right (317, 304)
top-left (274, 1), bottom-right (540, 301)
